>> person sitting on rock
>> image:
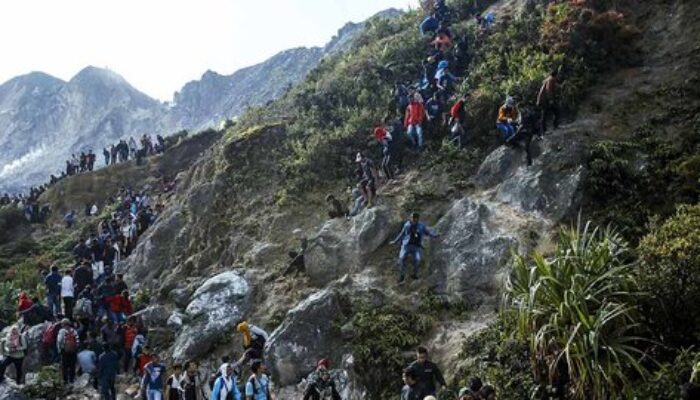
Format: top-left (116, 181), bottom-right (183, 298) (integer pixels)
top-left (325, 194), bottom-right (348, 219)
top-left (496, 96), bottom-right (521, 142)
top-left (236, 321), bottom-right (269, 366)
top-left (303, 366), bottom-right (341, 400)
top-left (390, 213), bottom-right (439, 284)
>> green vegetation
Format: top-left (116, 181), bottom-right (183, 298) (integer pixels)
top-left (637, 204), bottom-right (700, 347)
top-left (349, 302), bottom-right (435, 399)
top-left (23, 365), bottom-right (65, 399)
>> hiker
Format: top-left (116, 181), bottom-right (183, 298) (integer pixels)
top-left (165, 363), bottom-right (185, 400)
top-left (136, 345), bottom-right (154, 377)
top-left (73, 261), bottom-right (94, 297)
top-left (303, 366), bottom-right (341, 400)
top-left (374, 121), bottom-right (395, 181)
top-left (356, 152), bottom-right (378, 208)
top-left (404, 93), bottom-right (427, 148)
top-left (211, 363), bottom-right (241, 400)
top-left (537, 70), bottom-right (560, 134)
top-left (285, 230), bottom-right (307, 275)
top-left (391, 213), bottom-right (438, 283)
top-left (123, 317), bottom-right (140, 373)
top-left (57, 318), bottom-right (80, 384)
top-left (508, 106), bottom-right (540, 166)
top-left (61, 269), bottom-right (75, 320)
top-left (77, 345), bottom-right (98, 389)
top-left (434, 61), bottom-right (457, 100)
top-left (448, 96), bottom-right (467, 148)
top-left (407, 346), bottom-right (446, 398)
top-left (245, 361), bottom-right (272, 400)
top-left (431, 30), bottom-right (453, 53)
top-left (103, 148), bottom-right (110, 166)
top-left (496, 96), bottom-right (520, 142)
top-left (114, 273), bottom-right (128, 294)
top-left (400, 368), bottom-right (421, 400)
top-left (45, 265), bottom-right (62, 316)
top-left (141, 353), bottom-right (167, 400)
top-left (325, 194), bottom-right (348, 219)
top-left (64, 210), bottom-right (76, 228)
top-left (97, 344), bottom-right (120, 400)
top-left (348, 185), bottom-right (366, 218)
top-left (420, 14), bottom-right (439, 35)
top-left (393, 83), bottom-right (410, 116)
top-left (425, 93), bottom-right (443, 136)
top-left (182, 360), bottom-right (208, 400)
top-left (479, 385), bottom-right (497, 400)
top-left (0, 325), bottom-right (28, 384)
top-left (17, 292), bottom-right (33, 317)
top-left (236, 321), bottom-right (269, 366)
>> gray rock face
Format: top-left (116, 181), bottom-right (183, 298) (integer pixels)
top-left (275, 362), bottom-right (368, 400)
top-left (132, 305), bottom-right (169, 328)
top-left (0, 322), bottom-right (46, 375)
top-left (0, 384), bottom-right (27, 400)
top-left (172, 271), bottom-right (250, 361)
top-left (305, 205), bottom-right (396, 286)
top-left (266, 288), bottom-right (346, 387)
top-left (431, 198), bottom-right (521, 307)
top-left (120, 207), bottom-right (186, 288)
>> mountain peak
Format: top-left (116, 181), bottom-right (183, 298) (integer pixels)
top-left (0, 71), bottom-right (64, 89)
top-left (69, 66), bottom-right (127, 86)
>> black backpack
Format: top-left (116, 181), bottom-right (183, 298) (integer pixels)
top-left (408, 224), bottom-right (421, 246)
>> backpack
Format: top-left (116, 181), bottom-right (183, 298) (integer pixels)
top-left (251, 334), bottom-right (266, 351)
top-left (42, 322), bottom-right (60, 346)
top-left (248, 376), bottom-right (271, 398)
top-left (63, 329), bottom-right (78, 353)
top-left (73, 298), bottom-right (93, 318)
top-left (408, 224), bottom-right (421, 246)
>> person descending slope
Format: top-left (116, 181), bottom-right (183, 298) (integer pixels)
top-left (356, 152), bottom-right (378, 208)
top-left (404, 94), bottom-right (427, 149)
top-left (407, 346), bottom-right (446, 399)
top-left (448, 96), bottom-right (468, 148)
top-left (496, 96), bottom-right (521, 142)
top-left (374, 121), bottom-right (395, 181)
top-left (391, 213), bottom-right (439, 284)
top-left (236, 321), bottom-right (269, 366)
top-left (303, 366), bottom-right (341, 400)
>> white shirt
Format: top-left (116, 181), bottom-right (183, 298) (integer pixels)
top-left (61, 276), bottom-right (74, 298)
top-left (90, 205), bottom-right (98, 215)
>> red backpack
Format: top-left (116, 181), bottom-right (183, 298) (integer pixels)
top-left (42, 322), bottom-right (60, 346)
top-left (63, 329), bottom-right (78, 353)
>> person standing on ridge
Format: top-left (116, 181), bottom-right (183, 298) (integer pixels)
top-left (391, 212), bottom-right (438, 284)
top-left (537, 69), bottom-right (560, 135)
top-left (404, 93), bottom-right (427, 149)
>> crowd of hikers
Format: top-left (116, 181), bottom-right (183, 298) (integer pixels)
top-left (0, 185), bottom-right (52, 223)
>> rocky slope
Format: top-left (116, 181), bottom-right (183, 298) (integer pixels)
top-left (0, 9), bottom-right (401, 194)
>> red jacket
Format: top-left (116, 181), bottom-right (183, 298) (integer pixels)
top-left (123, 325), bottom-right (138, 350)
top-left (137, 354), bottom-right (154, 376)
top-left (105, 295), bottom-right (123, 313)
top-left (121, 296), bottom-right (133, 315)
top-left (450, 100), bottom-right (465, 120)
top-left (404, 102), bottom-right (426, 127)
top-left (17, 293), bottom-right (33, 312)
top-left (374, 127), bottom-right (387, 142)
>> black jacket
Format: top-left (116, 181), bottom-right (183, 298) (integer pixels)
top-left (408, 360), bottom-right (446, 397)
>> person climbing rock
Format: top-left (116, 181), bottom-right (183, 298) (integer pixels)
top-left (404, 93), bottom-right (427, 148)
top-left (0, 325), bottom-right (28, 384)
top-left (236, 321), bottom-right (269, 366)
top-left (407, 346), bottom-right (446, 398)
top-left (356, 152), bottom-right (378, 208)
top-left (448, 96), bottom-right (467, 148)
top-left (57, 318), bottom-right (80, 384)
top-left (400, 368), bottom-right (422, 400)
top-left (391, 213), bottom-right (439, 283)
top-left (245, 361), bottom-right (273, 400)
top-left (303, 366), bottom-right (340, 400)
top-left (325, 194), bottom-right (348, 219)
top-left (496, 96), bottom-right (521, 142)
top-left (211, 363), bottom-right (241, 400)
top-left (537, 69), bottom-right (560, 135)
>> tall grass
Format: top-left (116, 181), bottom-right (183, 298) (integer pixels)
top-left (505, 221), bottom-right (650, 399)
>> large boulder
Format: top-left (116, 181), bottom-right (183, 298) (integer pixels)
top-left (171, 271), bottom-right (250, 361)
top-left (0, 322), bottom-right (47, 375)
top-left (431, 198), bottom-right (526, 308)
top-left (275, 360), bottom-right (367, 400)
top-left (132, 305), bottom-right (169, 328)
top-left (305, 206), bottom-right (396, 286)
top-left (266, 288), bottom-right (347, 386)
top-left (119, 207), bottom-right (188, 288)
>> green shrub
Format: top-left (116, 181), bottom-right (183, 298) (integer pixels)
top-left (637, 204), bottom-right (700, 347)
top-left (505, 221), bottom-right (649, 400)
top-left (23, 365), bottom-right (65, 399)
top-left (349, 303), bottom-right (435, 399)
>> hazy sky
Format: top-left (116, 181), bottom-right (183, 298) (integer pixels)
top-left (0, 0), bottom-right (419, 101)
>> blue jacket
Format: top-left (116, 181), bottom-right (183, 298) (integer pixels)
top-left (211, 375), bottom-right (241, 400)
top-left (97, 350), bottom-right (120, 380)
top-left (420, 16), bottom-right (439, 34)
top-left (392, 222), bottom-right (437, 247)
top-left (45, 272), bottom-right (62, 296)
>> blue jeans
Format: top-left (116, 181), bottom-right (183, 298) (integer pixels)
top-left (407, 124), bottom-right (424, 147)
top-left (497, 122), bottom-right (516, 141)
top-left (399, 245), bottom-right (422, 276)
top-left (147, 389), bottom-right (162, 400)
top-left (47, 293), bottom-right (61, 316)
